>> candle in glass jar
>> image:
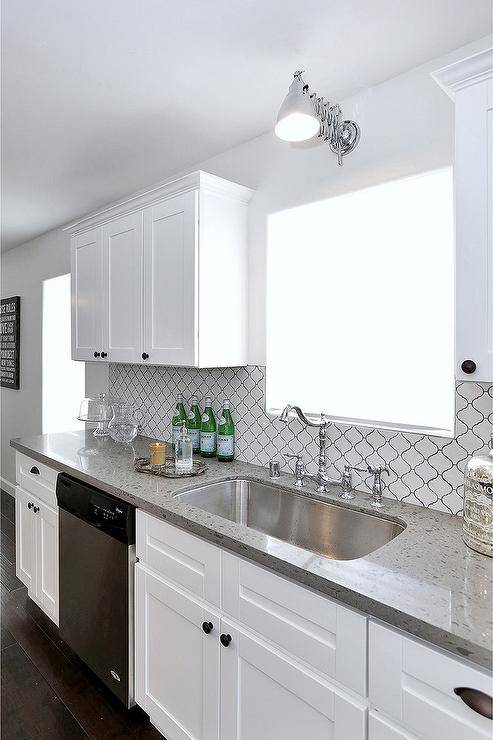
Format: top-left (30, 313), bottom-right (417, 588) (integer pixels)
top-left (149, 442), bottom-right (166, 466)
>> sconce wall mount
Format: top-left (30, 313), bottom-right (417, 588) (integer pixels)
top-left (275, 71), bottom-right (361, 166)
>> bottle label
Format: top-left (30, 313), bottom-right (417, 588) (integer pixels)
top-left (172, 424), bottom-right (182, 444)
top-left (202, 412), bottom-right (210, 423)
top-left (189, 428), bottom-right (200, 450)
top-left (218, 435), bottom-right (234, 456)
top-left (200, 431), bottom-right (216, 452)
top-left (175, 459), bottom-right (193, 471)
top-left (188, 410), bottom-right (196, 420)
top-left (219, 416), bottom-right (226, 426)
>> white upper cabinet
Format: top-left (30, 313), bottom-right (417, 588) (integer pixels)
top-left (102, 212), bottom-right (143, 363)
top-left (432, 44), bottom-right (493, 382)
top-left (143, 192), bottom-right (197, 366)
top-left (71, 228), bottom-right (103, 361)
top-left (67, 171), bottom-right (253, 367)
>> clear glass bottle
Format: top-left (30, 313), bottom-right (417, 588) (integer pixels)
top-left (463, 441), bottom-right (493, 557)
top-left (187, 396), bottom-right (202, 453)
top-left (171, 394), bottom-right (187, 446)
top-left (200, 398), bottom-right (216, 458)
top-left (175, 422), bottom-right (193, 472)
top-left (217, 400), bottom-right (235, 462)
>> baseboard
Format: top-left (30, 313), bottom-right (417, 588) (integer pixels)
top-left (0, 476), bottom-right (15, 496)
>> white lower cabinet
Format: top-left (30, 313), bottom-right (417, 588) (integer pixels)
top-left (220, 618), bottom-right (366, 740)
top-left (369, 620), bottom-right (493, 740)
top-left (135, 511), bottom-right (493, 740)
top-left (135, 564), bottom-right (220, 740)
top-left (369, 711), bottom-right (419, 740)
top-left (134, 516), bottom-right (367, 740)
top-left (15, 486), bottom-right (59, 625)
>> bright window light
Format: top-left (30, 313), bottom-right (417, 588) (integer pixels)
top-left (42, 274), bottom-right (85, 434)
top-left (266, 168), bottom-right (455, 436)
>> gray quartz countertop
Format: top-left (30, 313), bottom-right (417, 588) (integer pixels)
top-left (11, 430), bottom-right (493, 671)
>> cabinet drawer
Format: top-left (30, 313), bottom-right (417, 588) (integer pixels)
top-left (222, 551), bottom-right (367, 696)
top-left (16, 453), bottom-right (57, 507)
top-left (369, 620), bottom-right (493, 740)
top-left (136, 511), bottom-right (221, 606)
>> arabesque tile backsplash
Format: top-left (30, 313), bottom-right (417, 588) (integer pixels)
top-left (109, 364), bottom-right (492, 515)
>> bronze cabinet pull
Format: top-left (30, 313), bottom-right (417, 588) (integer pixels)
top-left (454, 687), bottom-right (493, 719)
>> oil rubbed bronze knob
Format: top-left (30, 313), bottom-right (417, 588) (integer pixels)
top-left (101, 351), bottom-right (108, 358)
top-left (220, 633), bottom-right (232, 647)
top-left (461, 359), bottom-right (476, 374)
top-left (142, 352), bottom-right (149, 360)
top-left (94, 351), bottom-right (100, 358)
top-left (202, 622), bottom-right (213, 634)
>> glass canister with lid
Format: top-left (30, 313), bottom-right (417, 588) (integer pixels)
top-left (463, 441), bottom-right (493, 557)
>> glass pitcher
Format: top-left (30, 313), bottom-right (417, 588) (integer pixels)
top-left (108, 402), bottom-right (141, 444)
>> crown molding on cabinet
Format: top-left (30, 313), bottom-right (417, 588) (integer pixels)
top-left (63, 170), bottom-right (255, 235)
top-left (431, 45), bottom-right (492, 100)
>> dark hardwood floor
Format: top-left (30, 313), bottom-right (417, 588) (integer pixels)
top-left (1, 489), bottom-right (163, 740)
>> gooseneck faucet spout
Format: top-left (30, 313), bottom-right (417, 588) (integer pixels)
top-left (278, 405), bottom-right (336, 492)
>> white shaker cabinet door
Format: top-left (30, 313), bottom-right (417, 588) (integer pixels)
top-left (34, 499), bottom-right (59, 626)
top-left (455, 77), bottom-right (493, 381)
top-left (71, 228), bottom-right (104, 361)
top-left (15, 487), bottom-right (36, 593)
top-left (102, 212), bottom-right (143, 363)
top-left (143, 192), bottom-right (197, 366)
top-left (135, 564), bottom-right (220, 740)
top-left (220, 618), bottom-right (366, 740)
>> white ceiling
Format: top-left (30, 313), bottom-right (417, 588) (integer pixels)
top-left (1, 0), bottom-right (490, 250)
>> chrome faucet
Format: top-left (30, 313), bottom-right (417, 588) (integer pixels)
top-left (278, 406), bottom-right (390, 505)
top-left (349, 464), bottom-right (390, 507)
top-left (279, 405), bottom-right (341, 493)
top-left (367, 465), bottom-right (390, 508)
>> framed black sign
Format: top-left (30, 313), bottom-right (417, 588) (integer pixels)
top-left (1, 296), bottom-right (20, 389)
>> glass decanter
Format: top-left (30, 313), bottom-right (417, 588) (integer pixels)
top-left (108, 402), bottom-right (141, 444)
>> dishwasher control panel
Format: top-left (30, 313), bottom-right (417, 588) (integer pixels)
top-left (88, 501), bottom-right (127, 527)
top-left (56, 473), bottom-right (135, 544)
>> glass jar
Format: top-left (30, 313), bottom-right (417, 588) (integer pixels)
top-left (108, 402), bottom-right (141, 444)
top-left (463, 445), bottom-right (493, 557)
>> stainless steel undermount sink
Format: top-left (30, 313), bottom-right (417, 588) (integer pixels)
top-left (174, 479), bottom-right (405, 561)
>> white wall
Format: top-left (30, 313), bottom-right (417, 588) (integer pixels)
top-left (186, 52), bottom-right (459, 364)
top-left (0, 229), bottom-right (108, 491)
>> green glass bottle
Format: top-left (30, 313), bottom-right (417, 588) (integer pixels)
top-left (171, 394), bottom-right (187, 446)
top-left (186, 395), bottom-right (202, 453)
top-left (217, 400), bottom-right (235, 462)
top-left (200, 398), bottom-right (216, 457)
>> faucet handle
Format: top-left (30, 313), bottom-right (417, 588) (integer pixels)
top-left (269, 460), bottom-right (281, 479)
top-left (285, 453), bottom-right (305, 487)
top-left (367, 464), bottom-right (389, 474)
top-left (339, 464), bottom-right (356, 500)
top-left (367, 465), bottom-right (390, 508)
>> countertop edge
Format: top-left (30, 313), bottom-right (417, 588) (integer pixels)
top-left (10, 437), bottom-right (492, 672)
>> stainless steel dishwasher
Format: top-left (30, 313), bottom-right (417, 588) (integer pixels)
top-left (56, 473), bottom-right (135, 707)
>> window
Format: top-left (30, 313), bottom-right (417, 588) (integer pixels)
top-left (266, 168), bottom-right (455, 436)
top-left (42, 274), bottom-right (85, 434)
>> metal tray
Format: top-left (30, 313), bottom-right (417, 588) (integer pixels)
top-left (134, 457), bottom-right (207, 478)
